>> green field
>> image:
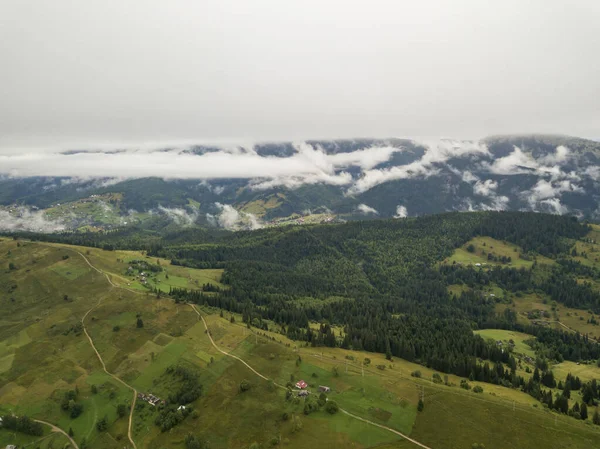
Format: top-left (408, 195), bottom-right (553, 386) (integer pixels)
top-left (1, 238), bottom-right (600, 449)
top-left (475, 329), bottom-right (536, 358)
top-left (444, 236), bottom-right (555, 268)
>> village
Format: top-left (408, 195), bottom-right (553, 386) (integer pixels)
top-left (293, 380), bottom-right (330, 397)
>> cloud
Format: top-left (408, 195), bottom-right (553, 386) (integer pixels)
top-left (356, 204), bottom-right (379, 215)
top-left (540, 198), bottom-right (570, 215)
top-left (214, 203), bottom-right (240, 229)
top-left (473, 179), bottom-right (498, 197)
top-left (157, 206), bottom-right (198, 226)
top-left (394, 205), bottom-right (408, 218)
top-left (0, 142), bottom-right (401, 193)
top-left (461, 170), bottom-right (479, 183)
top-left (212, 203), bottom-right (264, 230)
top-left (348, 139), bottom-right (489, 194)
top-left (527, 179), bottom-right (583, 202)
top-left (250, 172), bottom-right (352, 190)
top-left (539, 145), bottom-right (570, 165)
top-left (488, 147), bottom-right (539, 174)
top-left (487, 145), bottom-right (579, 178)
top-left (520, 179), bottom-right (584, 213)
top-left (0, 207), bottom-right (66, 232)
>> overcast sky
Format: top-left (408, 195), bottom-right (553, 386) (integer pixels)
top-left (1, 0), bottom-right (599, 151)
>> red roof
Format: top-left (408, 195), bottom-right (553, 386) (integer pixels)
top-left (295, 380), bottom-right (308, 389)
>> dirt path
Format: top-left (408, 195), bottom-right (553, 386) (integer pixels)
top-left (76, 251), bottom-right (144, 295)
top-left (33, 419), bottom-right (79, 449)
top-left (188, 304), bottom-right (433, 449)
top-left (76, 252), bottom-right (138, 449)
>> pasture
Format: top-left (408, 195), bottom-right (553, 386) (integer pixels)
top-left (475, 329), bottom-right (536, 358)
top-left (1, 238), bottom-right (600, 449)
top-left (443, 236), bottom-right (555, 269)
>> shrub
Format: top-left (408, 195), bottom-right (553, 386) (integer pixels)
top-left (239, 380), bottom-right (251, 392)
top-left (473, 385), bottom-right (484, 393)
top-left (325, 401), bottom-right (339, 414)
top-left (411, 370), bottom-right (422, 378)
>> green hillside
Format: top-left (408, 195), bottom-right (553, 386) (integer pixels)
top-left (2, 212), bottom-right (600, 448)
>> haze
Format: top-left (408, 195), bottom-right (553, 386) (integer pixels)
top-left (1, 0), bottom-right (599, 151)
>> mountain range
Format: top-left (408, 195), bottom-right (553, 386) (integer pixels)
top-left (0, 134), bottom-right (598, 232)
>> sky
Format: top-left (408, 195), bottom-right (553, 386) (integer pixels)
top-left (1, 0), bottom-right (599, 153)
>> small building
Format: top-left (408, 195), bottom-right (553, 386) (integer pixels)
top-left (7, 445), bottom-right (17, 449)
top-left (295, 380), bottom-right (308, 389)
top-left (318, 386), bottom-right (330, 393)
top-left (297, 390), bottom-right (309, 397)
top-left (177, 405), bottom-right (186, 411)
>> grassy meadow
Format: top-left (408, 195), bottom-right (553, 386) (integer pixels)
top-left (443, 236), bottom-right (555, 268)
top-left (1, 237), bottom-right (600, 449)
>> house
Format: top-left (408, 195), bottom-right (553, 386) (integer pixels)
top-left (318, 386), bottom-right (330, 393)
top-left (475, 263), bottom-right (482, 267)
top-left (295, 380), bottom-right (308, 389)
top-left (177, 405), bottom-right (186, 411)
top-left (6, 445), bottom-right (17, 449)
top-left (297, 390), bottom-right (309, 397)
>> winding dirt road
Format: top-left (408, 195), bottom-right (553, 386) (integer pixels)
top-left (76, 251), bottom-right (138, 449)
top-left (33, 419), bottom-right (80, 449)
top-left (188, 304), bottom-right (433, 449)
top-left (55, 244), bottom-right (431, 449)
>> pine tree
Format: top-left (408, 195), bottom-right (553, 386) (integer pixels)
top-left (580, 402), bottom-right (588, 420)
top-left (593, 409), bottom-right (600, 425)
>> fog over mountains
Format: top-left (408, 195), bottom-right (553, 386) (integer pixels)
top-left (0, 134), bottom-right (598, 232)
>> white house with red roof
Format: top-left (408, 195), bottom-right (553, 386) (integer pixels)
top-left (295, 380), bottom-right (307, 389)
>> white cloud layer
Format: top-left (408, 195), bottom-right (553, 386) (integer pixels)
top-left (356, 204), bottom-right (379, 215)
top-left (0, 207), bottom-right (66, 232)
top-left (394, 205), bottom-right (408, 218)
top-left (157, 206), bottom-right (198, 226)
top-left (213, 203), bottom-right (263, 230)
top-left (348, 139), bottom-right (488, 194)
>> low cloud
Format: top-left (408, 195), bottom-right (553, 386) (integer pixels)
top-left (540, 198), bottom-right (570, 215)
top-left (213, 203), bottom-right (264, 230)
top-left (394, 205), bottom-right (408, 218)
top-left (0, 207), bottom-right (66, 232)
top-left (521, 179), bottom-right (583, 213)
top-left (0, 142), bottom-right (400, 191)
top-left (249, 172), bottom-right (352, 191)
top-left (473, 179), bottom-right (498, 197)
top-left (157, 206), bottom-right (198, 226)
top-left (348, 139), bottom-right (489, 194)
top-left (356, 204), bottom-right (379, 215)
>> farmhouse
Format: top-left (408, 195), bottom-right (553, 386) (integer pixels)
top-left (138, 392), bottom-right (163, 406)
top-left (295, 380), bottom-right (307, 389)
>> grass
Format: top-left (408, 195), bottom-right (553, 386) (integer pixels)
top-left (443, 236), bottom-right (555, 269)
top-left (0, 428), bottom-right (70, 449)
top-left (552, 360), bottom-right (600, 384)
top-left (502, 292), bottom-right (600, 340)
top-left (475, 329), bottom-right (536, 358)
top-left (2, 239), bottom-right (600, 449)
